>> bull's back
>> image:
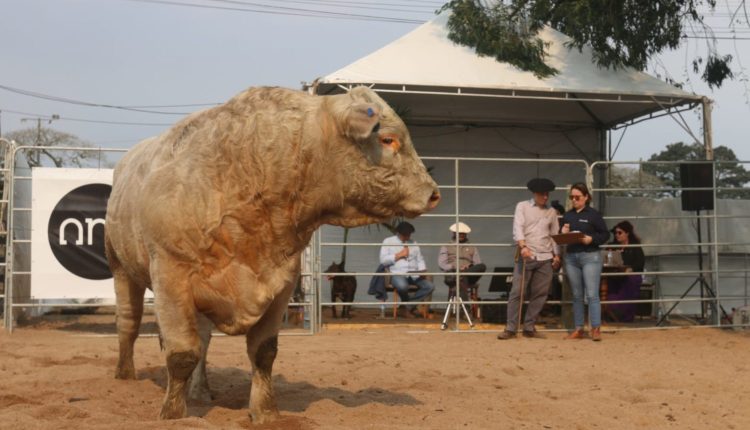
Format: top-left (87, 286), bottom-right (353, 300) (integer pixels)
top-left (105, 87), bottom-right (320, 283)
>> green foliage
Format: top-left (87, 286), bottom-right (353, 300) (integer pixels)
top-left (694, 54), bottom-right (734, 90)
top-left (442, 0), bottom-right (733, 88)
top-left (643, 142), bottom-right (750, 198)
top-left (607, 165), bottom-right (666, 198)
top-left (440, 0), bottom-right (556, 78)
top-left (713, 147), bottom-right (750, 198)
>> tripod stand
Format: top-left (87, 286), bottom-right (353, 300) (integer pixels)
top-left (656, 209), bottom-right (730, 326)
top-left (440, 290), bottom-right (475, 330)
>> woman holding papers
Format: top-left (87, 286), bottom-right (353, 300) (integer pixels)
top-left (560, 183), bottom-right (610, 341)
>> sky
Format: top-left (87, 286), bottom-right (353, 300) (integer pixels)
top-left (1, 0), bottom-right (749, 163)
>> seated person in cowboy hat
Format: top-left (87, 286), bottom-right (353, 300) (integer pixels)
top-left (379, 221), bottom-right (435, 317)
top-left (438, 222), bottom-right (487, 300)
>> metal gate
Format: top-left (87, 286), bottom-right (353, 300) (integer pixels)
top-left (2, 143), bottom-right (748, 333)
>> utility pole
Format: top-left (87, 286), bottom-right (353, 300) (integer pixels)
top-left (20, 114), bottom-right (59, 166)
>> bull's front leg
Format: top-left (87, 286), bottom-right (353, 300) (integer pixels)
top-left (246, 335), bottom-right (280, 423)
top-left (245, 267), bottom-right (298, 424)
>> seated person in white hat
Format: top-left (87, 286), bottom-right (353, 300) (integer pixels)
top-left (438, 222), bottom-right (487, 300)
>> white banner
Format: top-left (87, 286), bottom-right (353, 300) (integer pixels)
top-left (31, 168), bottom-right (119, 299)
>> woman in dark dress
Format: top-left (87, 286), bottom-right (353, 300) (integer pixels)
top-left (605, 221), bottom-right (645, 322)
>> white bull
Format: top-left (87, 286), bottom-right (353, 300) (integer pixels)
top-left (104, 86), bottom-right (439, 423)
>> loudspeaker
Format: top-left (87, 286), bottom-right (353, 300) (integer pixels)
top-left (680, 163), bottom-right (714, 211)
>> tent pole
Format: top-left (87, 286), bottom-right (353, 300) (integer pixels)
top-left (702, 97), bottom-right (714, 161)
top-left (701, 96), bottom-right (720, 325)
top-left (596, 128), bottom-right (607, 212)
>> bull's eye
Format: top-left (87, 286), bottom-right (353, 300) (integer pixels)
top-left (379, 134), bottom-right (401, 152)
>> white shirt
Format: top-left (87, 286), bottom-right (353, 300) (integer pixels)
top-left (512, 199), bottom-right (559, 261)
top-left (380, 235), bottom-right (427, 278)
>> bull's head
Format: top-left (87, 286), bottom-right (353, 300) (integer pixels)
top-left (324, 87), bottom-right (440, 226)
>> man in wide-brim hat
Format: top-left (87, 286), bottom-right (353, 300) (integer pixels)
top-left (379, 221), bottom-right (434, 318)
top-left (498, 178), bottom-right (561, 340)
top-left (438, 222), bottom-right (487, 301)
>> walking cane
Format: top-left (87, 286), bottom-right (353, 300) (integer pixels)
top-left (515, 246), bottom-right (527, 336)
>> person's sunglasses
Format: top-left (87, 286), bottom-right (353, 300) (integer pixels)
top-left (615, 230), bottom-right (626, 235)
top-left (569, 195), bottom-right (584, 201)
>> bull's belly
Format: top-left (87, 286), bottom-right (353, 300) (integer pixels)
top-left (193, 265), bottom-right (297, 336)
top-left (194, 293), bottom-right (268, 335)
top-left (208, 309), bottom-right (263, 335)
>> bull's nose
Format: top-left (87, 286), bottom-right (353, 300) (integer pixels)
top-left (428, 190), bottom-right (441, 209)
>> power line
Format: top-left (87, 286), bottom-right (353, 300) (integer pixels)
top-left (210, 0), bottom-right (439, 14)
top-left (0, 84), bottom-right (218, 115)
top-left (118, 0), bottom-right (426, 24)
top-left (279, 0), bottom-right (442, 6)
top-left (114, 0), bottom-right (750, 32)
top-left (684, 35), bottom-right (750, 39)
top-left (1, 108), bottom-right (174, 126)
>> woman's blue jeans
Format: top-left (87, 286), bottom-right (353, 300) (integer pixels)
top-left (564, 251), bottom-right (602, 328)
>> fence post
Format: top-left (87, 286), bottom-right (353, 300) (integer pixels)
top-left (3, 141), bottom-right (16, 331)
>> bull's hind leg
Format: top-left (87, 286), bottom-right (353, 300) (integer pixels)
top-left (245, 272), bottom-right (298, 424)
top-left (114, 267), bottom-right (146, 380)
top-left (151, 258), bottom-right (201, 420)
top-left (187, 313), bottom-right (213, 402)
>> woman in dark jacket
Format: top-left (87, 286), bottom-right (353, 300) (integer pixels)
top-left (560, 183), bottom-right (610, 341)
top-left (605, 221), bottom-right (645, 322)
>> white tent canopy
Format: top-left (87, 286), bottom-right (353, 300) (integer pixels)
top-left (302, 13), bottom-right (720, 310)
top-left (307, 13), bottom-right (705, 129)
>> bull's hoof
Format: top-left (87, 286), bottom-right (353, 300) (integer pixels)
top-left (250, 408), bottom-right (280, 424)
top-left (114, 365), bottom-right (136, 380)
top-left (159, 403), bottom-right (187, 420)
top-left (188, 385), bottom-right (213, 402)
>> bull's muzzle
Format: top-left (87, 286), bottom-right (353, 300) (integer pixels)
top-left (428, 190), bottom-right (441, 210)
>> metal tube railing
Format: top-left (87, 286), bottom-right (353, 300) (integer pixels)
top-left (4, 146), bottom-right (120, 332)
top-left (3, 151), bottom-right (748, 332)
top-left (591, 159), bottom-right (750, 327)
top-left (313, 157), bottom-right (749, 331)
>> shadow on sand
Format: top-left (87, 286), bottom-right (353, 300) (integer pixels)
top-left (137, 365), bottom-right (421, 417)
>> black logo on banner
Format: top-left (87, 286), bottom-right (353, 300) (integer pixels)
top-left (47, 183), bottom-right (112, 280)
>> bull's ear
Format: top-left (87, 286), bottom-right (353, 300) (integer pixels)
top-left (341, 102), bottom-right (381, 140)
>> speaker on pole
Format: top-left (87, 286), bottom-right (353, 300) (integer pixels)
top-left (680, 163), bottom-right (714, 211)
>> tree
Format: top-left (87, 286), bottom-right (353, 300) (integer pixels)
top-left (4, 126), bottom-right (108, 168)
top-left (440, 0), bottom-right (737, 89)
top-left (643, 142), bottom-right (750, 198)
top-left (607, 165), bottom-right (666, 198)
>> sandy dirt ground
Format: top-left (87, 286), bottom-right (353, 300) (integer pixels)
top-left (1, 311), bottom-right (749, 430)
